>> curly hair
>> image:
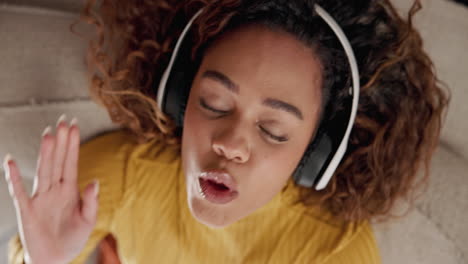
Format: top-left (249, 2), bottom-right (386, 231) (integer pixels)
top-left (72, 0), bottom-right (449, 222)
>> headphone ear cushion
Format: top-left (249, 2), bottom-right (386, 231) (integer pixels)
top-left (164, 69), bottom-right (194, 128)
top-left (160, 29), bottom-right (201, 133)
top-left (293, 132), bottom-right (333, 188)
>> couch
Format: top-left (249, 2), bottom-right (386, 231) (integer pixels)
top-left (0, 0), bottom-right (467, 263)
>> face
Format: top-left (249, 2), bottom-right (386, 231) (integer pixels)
top-left (181, 24), bottom-right (323, 228)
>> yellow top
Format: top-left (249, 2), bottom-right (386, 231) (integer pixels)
top-left (9, 129), bottom-right (381, 264)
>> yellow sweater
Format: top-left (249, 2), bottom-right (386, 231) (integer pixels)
top-left (9, 129), bottom-right (381, 264)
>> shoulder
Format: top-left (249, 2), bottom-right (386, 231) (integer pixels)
top-left (278, 184), bottom-right (381, 263)
top-left (79, 128), bottom-right (182, 198)
top-left (77, 129), bottom-right (140, 197)
top-left (79, 129), bottom-right (179, 163)
top-left (296, 212), bottom-right (381, 263)
top-left (76, 129), bottom-right (149, 231)
top-left (80, 129), bottom-right (139, 158)
top-left (321, 220), bottom-right (382, 264)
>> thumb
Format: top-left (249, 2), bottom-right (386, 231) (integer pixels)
top-left (81, 179), bottom-right (99, 224)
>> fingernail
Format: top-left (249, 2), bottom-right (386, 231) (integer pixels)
top-left (3, 153), bottom-right (13, 175)
top-left (94, 180), bottom-right (100, 197)
top-left (3, 153), bottom-right (12, 165)
top-left (42, 126), bottom-right (52, 137)
top-left (70, 117), bottom-right (78, 127)
top-left (56, 114), bottom-right (67, 127)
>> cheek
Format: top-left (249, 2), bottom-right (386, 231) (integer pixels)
top-left (245, 145), bottom-right (304, 198)
top-left (181, 98), bottom-right (212, 169)
top-left (263, 149), bottom-right (301, 180)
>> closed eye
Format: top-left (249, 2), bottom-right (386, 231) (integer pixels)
top-left (199, 98), bottom-right (229, 115)
top-left (259, 126), bottom-right (289, 143)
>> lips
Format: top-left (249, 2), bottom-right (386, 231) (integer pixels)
top-left (199, 170), bottom-right (238, 191)
top-left (198, 170), bottom-right (239, 204)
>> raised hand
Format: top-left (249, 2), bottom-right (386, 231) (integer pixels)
top-left (3, 115), bottom-right (99, 264)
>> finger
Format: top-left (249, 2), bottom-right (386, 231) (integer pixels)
top-left (63, 118), bottom-right (80, 185)
top-left (100, 236), bottom-right (121, 264)
top-left (81, 180), bottom-right (99, 224)
top-left (33, 126), bottom-right (55, 195)
top-left (3, 154), bottom-right (30, 212)
top-left (52, 114), bottom-right (70, 185)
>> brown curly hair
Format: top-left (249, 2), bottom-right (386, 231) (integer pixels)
top-left (71, 0), bottom-right (449, 222)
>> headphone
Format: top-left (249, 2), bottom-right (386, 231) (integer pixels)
top-left (156, 4), bottom-right (360, 191)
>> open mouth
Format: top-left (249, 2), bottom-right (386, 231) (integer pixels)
top-left (198, 171), bottom-right (239, 204)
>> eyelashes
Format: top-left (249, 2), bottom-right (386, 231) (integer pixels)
top-left (199, 97), bottom-right (229, 115)
top-left (258, 125), bottom-right (289, 142)
top-left (198, 97), bottom-right (289, 143)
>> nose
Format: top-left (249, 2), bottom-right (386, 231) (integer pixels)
top-left (212, 124), bottom-right (250, 164)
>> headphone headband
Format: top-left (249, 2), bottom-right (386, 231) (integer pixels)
top-left (157, 4), bottom-right (360, 191)
top-left (313, 5), bottom-right (360, 190)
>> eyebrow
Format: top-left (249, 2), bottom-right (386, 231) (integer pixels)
top-left (263, 98), bottom-right (304, 120)
top-left (201, 70), bottom-right (304, 121)
top-left (202, 70), bottom-right (239, 94)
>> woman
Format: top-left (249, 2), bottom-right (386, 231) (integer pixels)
top-left (6, 0), bottom-right (448, 263)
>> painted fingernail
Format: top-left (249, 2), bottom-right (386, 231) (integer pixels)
top-left (56, 114), bottom-right (67, 127)
top-left (42, 126), bottom-right (52, 137)
top-left (70, 117), bottom-right (78, 127)
top-left (3, 153), bottom-right (12, 175)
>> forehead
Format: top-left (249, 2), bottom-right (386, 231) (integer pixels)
top-left (200, 25), bottom-right (323, 119)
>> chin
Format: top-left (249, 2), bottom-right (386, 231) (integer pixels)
top-left (188, 196), bottom-right (235, 229)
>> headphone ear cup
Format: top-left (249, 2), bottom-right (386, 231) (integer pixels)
top-left (293, 132), bottom-right (333, 188)
top-left (160, 28), bottom-right (201, 134)
top-left (164, 69), bottom-right (194, 129)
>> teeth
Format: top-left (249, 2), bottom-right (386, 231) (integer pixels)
top-left (210, 176), bottom-right (223, 185)
top-left (197, 177), bottom-right (206, 198)
top-left (208, 178), bottom-right (227, 188)
top-left (198, 173), bottom-right (206, 198)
